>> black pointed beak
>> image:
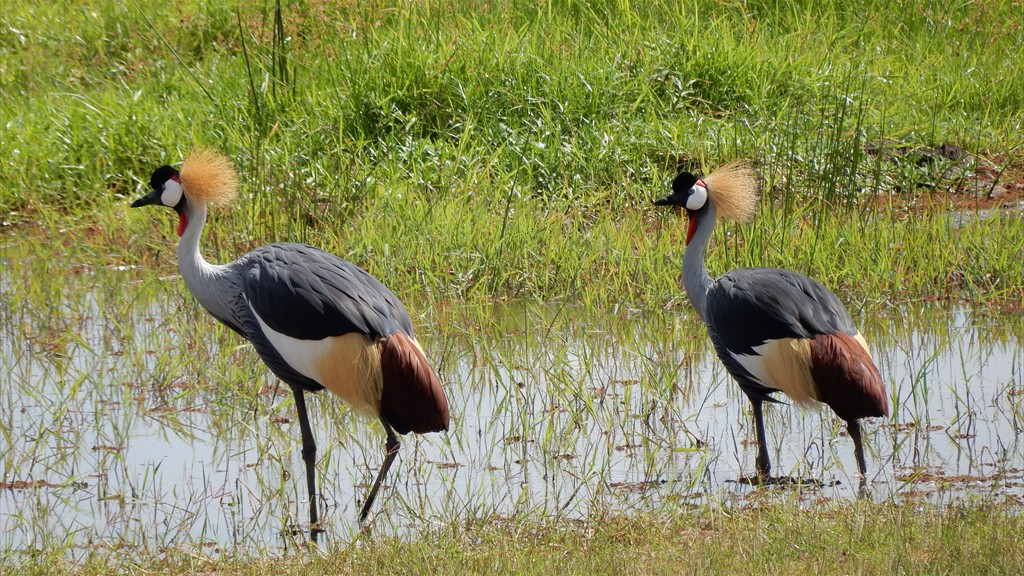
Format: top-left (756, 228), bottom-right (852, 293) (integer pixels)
top-left (131, 188), bottom-right (162, 208)
top-left (653, 191), bottom-right (685, 206)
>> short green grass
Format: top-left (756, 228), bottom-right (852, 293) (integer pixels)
top-left (7, 503), bottom-right (1023, 575)
top-left (3, 0), bottom-right (1023, 305)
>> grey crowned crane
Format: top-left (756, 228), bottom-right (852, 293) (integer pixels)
top-left (653, 161), bottom-right (888, 481)
top-left (131, 149), bottom-right (450, 531)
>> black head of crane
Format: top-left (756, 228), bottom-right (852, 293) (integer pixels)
top-left (654, 161), bottom-right (889, 482)
top-left (131, 149), bottom-right (450, 535)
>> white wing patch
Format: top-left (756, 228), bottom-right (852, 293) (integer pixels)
top-left (251, 306), bottom-right (383, 416)
top-left (730, 338), bottom-right (819, 408)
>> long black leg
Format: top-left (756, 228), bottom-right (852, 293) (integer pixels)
top-left (292, 388), bottom-right (321, 535)
top-left (848, 419), bottom-right (868, 479)
top-left (358, 417), bottom-right (401, 525)
top-left (750, 397), bottom-right (771, 478)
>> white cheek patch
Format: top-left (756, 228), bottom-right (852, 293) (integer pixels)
top-left (686, 184), bottom-right (707, 211)
top-left (161, 179), bottom-right (183, 207)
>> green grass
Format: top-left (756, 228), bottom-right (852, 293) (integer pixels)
top-left (2, 0), bottom-right (1023, 305)
top-left (5, 179), bottom-right (1022, 308)
top-left (6, 503), bottom-right (1023, 574)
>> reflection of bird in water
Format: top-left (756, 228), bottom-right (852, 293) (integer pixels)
top-left (132, 149), bottom-right (450, 534)
top-left (654, 161), bottom-right (888, 481)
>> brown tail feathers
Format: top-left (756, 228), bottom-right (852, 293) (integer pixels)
top-left (809, 332), bottom-right (889, 422)
top-left (379, 331), bottom-right (450, 435)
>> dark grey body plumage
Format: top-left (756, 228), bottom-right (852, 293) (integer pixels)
top-left (229, 242), bottom-right (414, 392)
top-left (705, 267), bottom-right (860, 403)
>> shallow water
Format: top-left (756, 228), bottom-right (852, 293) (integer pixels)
top-left (1, 260), bottom-right (1022, 559)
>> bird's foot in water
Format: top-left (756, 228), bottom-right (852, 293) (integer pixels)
top-left (732, 475), bottom-right (836, 488)
top-left (289, 523), bottom-right (326, 545)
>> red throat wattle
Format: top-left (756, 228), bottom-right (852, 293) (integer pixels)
top-left (177, 212), bottom-right (188, 237)
top-left (686, 213), bottom-right (699, 245)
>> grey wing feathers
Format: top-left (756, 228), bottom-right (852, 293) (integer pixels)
top-left (240, 243), bottom-right (414, 341)
top-left (705, 267), bottom-right (856, 356)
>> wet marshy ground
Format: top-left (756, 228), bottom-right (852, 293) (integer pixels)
top-left (1, 259), bottom-right (1022, 558)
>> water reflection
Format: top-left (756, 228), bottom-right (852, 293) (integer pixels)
top-left (1, 265), bottom-right (1022, 559)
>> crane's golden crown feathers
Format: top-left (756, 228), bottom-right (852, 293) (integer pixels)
top-left (703, 160), bottom-right (759, 223)
top-left (179, 148), bottom-right (238, 206)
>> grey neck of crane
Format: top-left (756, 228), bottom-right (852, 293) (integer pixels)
top-left (682, 203), bottom-right (716, 323)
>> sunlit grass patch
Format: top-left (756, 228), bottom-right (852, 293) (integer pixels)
top-left (5, 503), bottom-right (1022, 574)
